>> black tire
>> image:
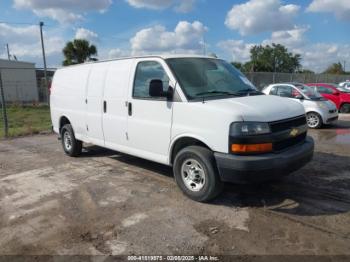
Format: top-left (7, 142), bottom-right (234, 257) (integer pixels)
top-left (173, 146), bottom-right (223, 202)
top-left (306, 112), bottom-right (322, 129)
top-left (340, 103), bottom-right (350, 114)
top-left (61, 124), bottom-right (82, 157)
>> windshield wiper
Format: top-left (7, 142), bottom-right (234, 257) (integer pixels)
top-left (235, 89), bottom-right (263, 96)
top-left (195, 90), bottom-right (240, 96)
top-left (236, 89), bottom-right (259, 93)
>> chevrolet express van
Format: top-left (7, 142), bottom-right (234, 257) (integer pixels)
top-left (50, 55), bottom-right (314, 202)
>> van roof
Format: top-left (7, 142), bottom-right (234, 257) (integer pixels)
top-left (60, 54), bottom-right (217, 69)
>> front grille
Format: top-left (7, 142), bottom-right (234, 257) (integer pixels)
top-left (273, 132), bottom-right (306, 151)
top-left (269, 115), bottom-right (306, 133)
top-left (269, 115), bottom-right (307, 152)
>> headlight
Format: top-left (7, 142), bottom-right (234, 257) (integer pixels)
top-left (230, 122), bottom-right (270, 136)
top-left (317, 102), bottom-right (328, 109)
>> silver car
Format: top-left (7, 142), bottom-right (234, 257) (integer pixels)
top-left (263, 83), bottom-right (338, 129)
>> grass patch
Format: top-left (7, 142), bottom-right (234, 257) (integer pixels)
top-left (0, 105), bottom-right (52, 138)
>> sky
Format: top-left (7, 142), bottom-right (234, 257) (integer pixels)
top-left (0, 0), bottom-right (349, 72)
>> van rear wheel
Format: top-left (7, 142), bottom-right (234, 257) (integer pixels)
top-left (61, 124), bottom-right (82, 157)
top-left (173, 146), bottom-right (223, 202)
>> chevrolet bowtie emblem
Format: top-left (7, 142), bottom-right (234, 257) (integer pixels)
top-left (290, 128), bottom-right (299, 137)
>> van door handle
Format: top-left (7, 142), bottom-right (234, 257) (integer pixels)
top-left (103, 101), bottom-right (107, 113)
top-left (128, 102), bottom-right (132, 116)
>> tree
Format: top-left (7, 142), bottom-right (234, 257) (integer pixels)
top-left (62, 39), bottom-right (97, 66)
top-left (231, 62), bottom-right (243, 70)
top-left (324, 62), bottom-right (345, 75)
top-left (231, 61), bottom-right (255, 72)
top-left (248, 44), bottom-right (301, 73)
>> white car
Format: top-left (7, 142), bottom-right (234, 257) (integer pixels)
top-left (263, 83), bottom-right (338, 129)
top-left (50, 55), bottom-right (314, 202)
top-left (339, 81), bottom-right (350, 90)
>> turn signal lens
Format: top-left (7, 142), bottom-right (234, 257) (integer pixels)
top-left (231, 143), bottom-right (272, 153)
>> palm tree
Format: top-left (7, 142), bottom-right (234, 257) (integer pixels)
top-left (62, 39), bottom-right (97, 66)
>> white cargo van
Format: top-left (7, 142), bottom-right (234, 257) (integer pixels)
top-left (50, 55), bottom-right (314, 202)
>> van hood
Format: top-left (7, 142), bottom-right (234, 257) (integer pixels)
top-left (204, 95), bottom-right (305, 122)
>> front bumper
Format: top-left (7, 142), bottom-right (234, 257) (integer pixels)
top-left (326, 115), bottom-right (338, 124)
top-left (214, 136), bottom-right (314, 184)
top-left (320, 109), bottom-right (338, 124)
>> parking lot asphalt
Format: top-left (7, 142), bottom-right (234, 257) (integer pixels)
top-left (0, 115), bottom-right (350, 256)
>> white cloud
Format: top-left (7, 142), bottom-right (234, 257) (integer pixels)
top-left (130, 21), bottom-right (207, 55)
top-left (262, 26), bottom-right (309, 49)
top-left (302, 44), bottom-right (350, 72)
top-left (174, 0), bottom-right (196, 13)
top-left (217, 40), bottom-right (254, 62)
top-left (0, 24), bottom-right (39, 44)
top-left (75, 28), bottom-right (99, 43)
top-left (126, 0), bottom-right (196, 13)
top-left (126, 0), bottom-right (173, 10)
top-left (225, 0), bottom-right (300, 35)
top-left (0, 24), bottom-right (65, 67)
top-left (13, 0), bottom-right (112, 23)
top-left (307, 0), bottom-right (350, 21)
top-left (108, 48), bottom-right (127, 59)
top-left (218, 32), bottom-right (350, 73)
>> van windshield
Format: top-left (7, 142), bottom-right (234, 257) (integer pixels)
top-left (166, 58), bottom-right (262, 100)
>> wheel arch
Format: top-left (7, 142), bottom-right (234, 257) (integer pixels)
top-left (169, 135), bottom-right (212, 165)
top-left (59, 116), bottom-right (71, 134)
top-left (339, 102), bottom-right (350, 112)
top-left (306, 110), bottom-right (325, 123)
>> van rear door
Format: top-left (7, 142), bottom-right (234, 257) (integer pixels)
top-left (126, 58), bottom-right (174, 164)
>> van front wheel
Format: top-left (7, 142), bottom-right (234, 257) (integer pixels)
top-left (173, 146), bottom-right (223, 202)
top-left (61, 124), bottom-right (82, 157)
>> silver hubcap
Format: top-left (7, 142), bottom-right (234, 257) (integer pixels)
top-left (63, 131), bottom-right (72, 151)
top-left (307, 113), bottom-right (320, 128)
top-left (181, 159), bottom-right (206, 192)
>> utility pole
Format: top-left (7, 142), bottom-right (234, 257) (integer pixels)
top-left (6, 44), bottom-right (10, 60)
top-left (0, 69), bottom-right (9, 138)
top-left (344, 60), bottom-right (346, 73)
top-left (39, 21), bottom-right (49, 105)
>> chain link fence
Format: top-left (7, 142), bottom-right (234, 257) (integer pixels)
top-left (243, 72), bottom-right (350, 90)
top-left (0, 67), bottom-right (54, 138)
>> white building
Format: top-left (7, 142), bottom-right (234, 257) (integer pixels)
top-left (0, 59), bottom-right (39, 102)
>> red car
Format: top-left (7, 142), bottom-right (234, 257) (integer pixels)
top-left (306, 83), bottom-right (350, 113)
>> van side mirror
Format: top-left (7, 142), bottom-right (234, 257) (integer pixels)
top-left (149, 79), bottom-right (166, 97)
top-left (149, 79), bottom-right (173, 101)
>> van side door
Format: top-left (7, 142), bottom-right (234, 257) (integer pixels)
top-left (126, 59), bottom-right (174, 164)
top-left (85, 63), bottom-right (109, 146)
top-left (102, 60), bottom-right (133, 150)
